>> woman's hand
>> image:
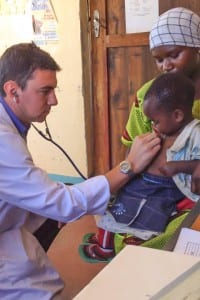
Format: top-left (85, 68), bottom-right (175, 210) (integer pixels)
top-left (127, 132), bottom-right (161, 174)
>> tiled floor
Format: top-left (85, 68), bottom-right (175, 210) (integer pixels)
top-left (47, 215), bottom-right (108, 299)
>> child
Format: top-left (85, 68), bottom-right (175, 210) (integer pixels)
top-left (79, 72), bottom-right (200, 262)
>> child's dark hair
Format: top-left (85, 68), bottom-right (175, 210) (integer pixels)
top-left (144, 72), bottom-right (195, 113)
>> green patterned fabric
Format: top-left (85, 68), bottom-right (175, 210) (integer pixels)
top-left (121, 79), bottom-right (154, 147)
top-left (114, 211), bottom-right (189, 254)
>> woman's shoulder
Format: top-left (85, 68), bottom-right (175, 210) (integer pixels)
top-left (193, 100), bottom-right (200, 120)
top-left (137, 78), bottom-right (155, 101)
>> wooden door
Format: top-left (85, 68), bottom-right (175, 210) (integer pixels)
top-left (81, 0), bottom-right (200, 176)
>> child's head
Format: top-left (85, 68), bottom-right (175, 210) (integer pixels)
top-left (143, 72), bottom-right (195, 136)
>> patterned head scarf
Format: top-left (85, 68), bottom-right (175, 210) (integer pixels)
top-left (150, 7), bottom-right (200, 50)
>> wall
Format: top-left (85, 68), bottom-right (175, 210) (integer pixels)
top-left (27, 1), bottom-right (87, 180)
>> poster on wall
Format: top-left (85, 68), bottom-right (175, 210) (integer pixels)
top-left (125, 0), bottom-right (159, 33)
top-left (0, 0), bottom-right (59, 50)
top-left (32, 0), bottom-right (59, 45)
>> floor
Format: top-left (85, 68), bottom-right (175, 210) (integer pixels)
top-left (47, 215), bottom-right (108, 299)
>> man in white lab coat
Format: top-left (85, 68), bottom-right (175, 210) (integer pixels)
top-left (0, 42), bottom-right (161, 299)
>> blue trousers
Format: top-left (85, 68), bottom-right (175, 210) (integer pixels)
top-left (109, 173), bottom-right (184, 232)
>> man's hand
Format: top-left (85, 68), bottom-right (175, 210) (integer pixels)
top-left (105, 132), bottom-right (161, 194)
top-left (127, 132), bottom-right (161, 174)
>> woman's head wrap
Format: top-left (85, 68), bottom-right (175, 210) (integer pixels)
top-left (149, 7), bottom-right (200, 50)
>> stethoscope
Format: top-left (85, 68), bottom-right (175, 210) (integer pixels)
top-left (31, 120), bottom-right (87, 180)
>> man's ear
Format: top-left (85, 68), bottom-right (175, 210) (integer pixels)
top-left (3, 80), bottom-right (19, 97)
top-left (173, 109), bottom-right (184, 123)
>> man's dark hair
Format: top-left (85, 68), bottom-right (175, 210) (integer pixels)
top-left (144, 72), bottom-right (195, 113)
top-left (0, 42), bottom-right (61, 96)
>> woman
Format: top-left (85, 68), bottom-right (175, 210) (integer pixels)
top-left (79, 7), bottom-right (200, 263)
top-left (119, 6), bottom-right (200, 255)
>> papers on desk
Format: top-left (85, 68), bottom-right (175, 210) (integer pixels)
top-left (174, 227), bottom-right (200, 256)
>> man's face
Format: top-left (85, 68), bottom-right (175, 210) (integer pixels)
top-left (15, 69), bottom-right (58, 124)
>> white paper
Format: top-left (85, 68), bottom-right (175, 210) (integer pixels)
top-left (125, 0), bottom-right (159, 33)
top-left (174, 228), bottom-right (200, 256)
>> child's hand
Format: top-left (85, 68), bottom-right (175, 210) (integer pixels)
top-left (159, 162), bottom-right (178, 177)
top-left (160, 160), bottom-right (199, 178)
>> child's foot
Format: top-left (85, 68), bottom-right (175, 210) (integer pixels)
top-left (79, 243), bottom-right (115, 263)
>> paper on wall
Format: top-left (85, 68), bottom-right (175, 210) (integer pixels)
top-left (125, 0), bottom-right (159, 33)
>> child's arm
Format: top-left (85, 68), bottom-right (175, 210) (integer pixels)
top-left (191, 162), bottom-right (200, 194)
top-left (159, 160), bottom-right (199, 177)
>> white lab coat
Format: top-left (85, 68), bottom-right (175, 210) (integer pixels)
top-left (0, 103), bottom-right (110, 299)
